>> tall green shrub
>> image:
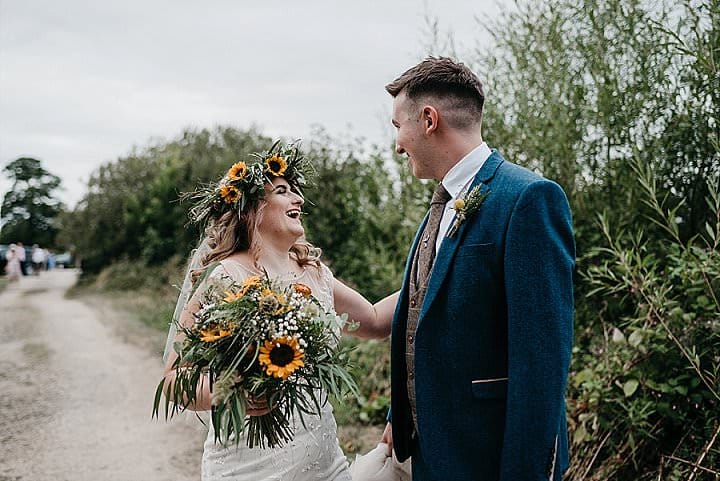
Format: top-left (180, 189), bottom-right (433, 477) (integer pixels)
top-left (64, 127), bottom-right (272, 273)
top-left (573, 160), bottom-right (719, 480)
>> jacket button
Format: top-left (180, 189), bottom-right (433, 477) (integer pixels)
top-left (408, 372), bottom-right (414, 380)
top-left (407, 335), bottom-right (414, 344)
top-left (410, 299), bottom-right (416, 307)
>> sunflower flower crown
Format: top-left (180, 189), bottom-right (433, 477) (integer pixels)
top-left (185, 140), bottom-right (312, 225)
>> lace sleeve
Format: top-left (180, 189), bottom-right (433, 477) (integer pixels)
top-left (315, 262), bottom-right (336, 311)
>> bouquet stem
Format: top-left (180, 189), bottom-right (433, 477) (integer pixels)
top-left (246, 409), bottom-right (294, 449)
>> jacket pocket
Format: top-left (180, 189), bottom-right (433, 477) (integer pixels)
top-left (456, 242), bottom-right (495, 257)
top-left (471, 377), bottom-right (508, 399)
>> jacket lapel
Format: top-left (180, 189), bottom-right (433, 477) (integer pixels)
top-left (419, 151), bottom-right (505, 322)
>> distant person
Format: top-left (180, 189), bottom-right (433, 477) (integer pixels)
top-left (45, 249), bottom-right (55, 270)
top-left (32, 244), bottom-right (46, 275)
top-left (4, 244), bottom-right (22, 281)
top-left (16, 242), bottom-right (27, 275)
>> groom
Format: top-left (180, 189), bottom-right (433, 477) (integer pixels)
top-left (381, 57), bottom-right (575, 480)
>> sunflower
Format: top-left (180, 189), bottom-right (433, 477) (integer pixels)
top-left (220, 185), bottom-right (241, 204)
top-left (227, 161), bottom-right (248, 181)
top-left (258, 337), bottom-right (304, 380)
top-left (224, 290), bottom-right (244, 303)
top-left (240, 276), bottom-right (262, 294)
top-left (265, 155), bottom-right (288, 176)
top-left (225, 276), bottom-right (265, 303)
top-left (200, 325), bottom-right (233, 342)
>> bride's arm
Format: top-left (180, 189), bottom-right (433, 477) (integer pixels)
top-left (333, 279), bottom-right (397, 339)
top-left (162, 292), bottom-right (213, 411)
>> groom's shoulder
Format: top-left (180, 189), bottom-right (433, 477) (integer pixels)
top-left (494, 154), bottom-right (571, 214)
top-left (493, 153), bottom-right (545, 188)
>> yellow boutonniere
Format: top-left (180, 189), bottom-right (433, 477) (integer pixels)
top-left (447, 185), bottom-right (490, 237)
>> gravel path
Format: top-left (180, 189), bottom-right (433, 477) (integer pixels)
top-left (0, 270), bottom-right (206, 481)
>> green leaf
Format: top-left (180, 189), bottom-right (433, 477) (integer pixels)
top-left (623, 379), bottom-right (639, 397)
top-left (696, 295), bottom-right (710, 308)
top-left (674, 385), bottom-right (688, 396)
top-left (705, 222), bottom-right (716, 243)
top-left (612, 327), bottom-right (626, 344)
top-left (628, 330), bottom-right (644, 347)
top-left (152, 379), bottom-right (165, 419)
top-left (573, 424), bottom-right (588, 444)
top-left (572, 368), bottom-right (594, 387)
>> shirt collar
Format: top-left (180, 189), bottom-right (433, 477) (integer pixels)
top-left (441, 142), bottom-right (491, 199)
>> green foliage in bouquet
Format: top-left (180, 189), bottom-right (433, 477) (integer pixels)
top-left (153, 271), bottom-right (358, 449)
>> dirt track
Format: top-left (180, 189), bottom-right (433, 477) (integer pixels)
top-left (0, 270), bottom-right (206, 481)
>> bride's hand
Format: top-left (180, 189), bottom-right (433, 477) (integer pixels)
top-left (246, 394), bottom-right (272, 416)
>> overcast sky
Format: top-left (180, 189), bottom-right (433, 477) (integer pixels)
top-left (0, 0), bottom-right (511, 208)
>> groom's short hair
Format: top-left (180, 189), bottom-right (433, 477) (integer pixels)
top-left (385, 56), bottom-right (485, 130)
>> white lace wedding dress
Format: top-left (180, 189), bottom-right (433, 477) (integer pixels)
top-left (200, 259), bottom-right (352, 481)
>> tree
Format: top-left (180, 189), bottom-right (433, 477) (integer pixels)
top-left (0, 157), bottom-right (63, 246)
top-left (62, 127), bottom-right (273, 273)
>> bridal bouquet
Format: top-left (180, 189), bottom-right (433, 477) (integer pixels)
top-left (153, 271), bottom-right (357, 449)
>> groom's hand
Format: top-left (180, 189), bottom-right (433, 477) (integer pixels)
top-left (381, 422), bottom-right (393, 452)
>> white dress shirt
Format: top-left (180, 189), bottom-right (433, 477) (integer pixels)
top-left (435, 142), bottom-right (492, 254)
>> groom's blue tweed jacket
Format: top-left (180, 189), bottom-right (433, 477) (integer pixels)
top-left (390, 151), bottom-right (575, 481)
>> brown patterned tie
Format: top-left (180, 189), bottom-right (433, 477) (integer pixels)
top-left (405, 182), bottom-right (451, 431)
top-left (415, 183), bottom-right (451, 288)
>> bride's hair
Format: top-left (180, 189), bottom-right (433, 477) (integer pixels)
top-left (192, 193), bottom-right (320, 283)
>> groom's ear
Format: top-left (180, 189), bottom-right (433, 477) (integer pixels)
top-left (422, 106), bottom-right (439, 135)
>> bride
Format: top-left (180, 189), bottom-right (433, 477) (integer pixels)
top-left (162, 142), bottom-right (397, 481)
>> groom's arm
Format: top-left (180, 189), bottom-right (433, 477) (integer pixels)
top-left (500, 180), bottom-right (575, 481)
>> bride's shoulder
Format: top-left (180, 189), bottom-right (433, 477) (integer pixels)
top-left (193, 262), bottom-right (231, 290)
top-left (302, 260), bottom-right (335, 290)
top-left (318, 261), bottom-right (335, 282)
top-left (194, 256), bottom-right (245, 285)
top-left (298, 261), bottom-right (335, 309)
top-left (216, 254), bottom-right (259, 282)
top-left (194, 260), bottom-right (250, 296)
